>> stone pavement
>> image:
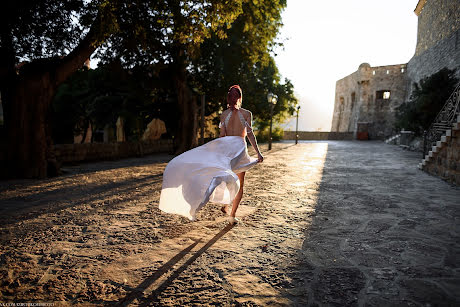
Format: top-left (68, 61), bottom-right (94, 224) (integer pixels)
top-left (0, 141), bottom-right (459, 306)
top-left (291, 141), bottom-right (460, 306)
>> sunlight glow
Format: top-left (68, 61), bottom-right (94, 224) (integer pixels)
top-left (277, 0), bottom-right (419, 131)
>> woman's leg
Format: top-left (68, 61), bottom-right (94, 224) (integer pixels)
top-left (230, 172), bottom-right (245, 217)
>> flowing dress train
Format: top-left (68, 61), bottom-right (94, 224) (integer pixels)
top-left (159, 136), bottom-right (258, 220)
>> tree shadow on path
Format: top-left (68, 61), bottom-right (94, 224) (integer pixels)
top-left (117, 223), bottom-right (235, 306)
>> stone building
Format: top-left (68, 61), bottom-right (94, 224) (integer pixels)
top-left (331, 0), bottom-right (460, 139)
top-left (331, 63), bottom-right (408, 139)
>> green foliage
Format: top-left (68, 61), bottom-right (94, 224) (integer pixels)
top-left (5, 0), bottom-right (297, 145)
top-left (395, 68), bottom-right (458, 135)
top-left (3, 0), bottom-right (244, 66)
top-left (51, 63), bottom-right (172, 143)
top-left (254, 124), bottom-right (284, 143)
top-left (1, 1), bottom-right (95, 60)
top-left (191, 0), bottom-right (297, 131)
top-left (94, 0), bottom-right (245, 67)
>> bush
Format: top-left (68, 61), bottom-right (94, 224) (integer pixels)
top-left (395, 68), bottom-right (458, 135)
top-left (255, 125), bottom-right (284, 143)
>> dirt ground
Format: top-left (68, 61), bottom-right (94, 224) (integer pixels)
top-left (0, 141), bottom-right (459, 306)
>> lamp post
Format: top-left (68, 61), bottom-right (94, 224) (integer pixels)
top-left (295, 105), bottom-right (300, 145)
top-left (267, 92), bottom-right (278, 150)
top-left (200, 94), bottom-right (205, 145)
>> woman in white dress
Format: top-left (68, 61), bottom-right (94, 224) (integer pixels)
top-left (159, 85), bottom-right (264, 224)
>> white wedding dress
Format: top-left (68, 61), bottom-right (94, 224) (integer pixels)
top-left (159, 110), bottom-right (258, 220)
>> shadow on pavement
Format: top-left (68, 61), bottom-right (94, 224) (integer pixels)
top-left (118, 223), bottom-right (235, 306)
top-left (290, 141), bottom-right (460, 306)
top-left (0, 172), bottom-right (163, 227)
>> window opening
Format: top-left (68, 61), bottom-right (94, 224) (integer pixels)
top-left (376, 90), bottom-right (391, 100)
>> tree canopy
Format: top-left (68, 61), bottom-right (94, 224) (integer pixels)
top-left (191, 0), bottom-right (296, 132)
top-left (395, 68), bottom-right (458, 134)
top-left (0, 0), bottom-right (296, 178)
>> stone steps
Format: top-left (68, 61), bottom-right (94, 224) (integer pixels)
top-left (418, 114), bottom-right (460, 170)
top-left (385, 134), bottom-right (401, 144)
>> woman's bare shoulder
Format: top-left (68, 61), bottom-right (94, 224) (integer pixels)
top-left (220, 109), bottom-right (230, 121)
top-left (239, 108), bottom-right (252, 116)
top-left (240, 108), bottom-right (252, 121)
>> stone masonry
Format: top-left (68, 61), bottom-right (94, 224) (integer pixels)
top-left (407, 0), bottom-right (460, 95)
top-left (54, 139), bottom-right (173, 164)
top-left (331, 0), bottom-right (460, 139)
top-left (422, 116), bottom-right (460, 185)
top-left (283, 131), bottom-right (353, 141)
top-left (331, 63), bottom-right (408, 139)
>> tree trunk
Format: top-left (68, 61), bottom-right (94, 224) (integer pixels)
top-left (1, 14), bottom-right (104, 178)
top-left (173, 68), bottom-right (198, 154)
top-left (4, 72), bottom-right (56, 178)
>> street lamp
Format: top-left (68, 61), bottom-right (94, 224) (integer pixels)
top-left (267, 92), bottom-right (278, 150)
top-left (295, 105), bottom-right (300, 145)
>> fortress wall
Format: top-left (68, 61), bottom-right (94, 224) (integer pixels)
top-left (365, 64), bottom-right (409, 139)
top-left (332, 0), bottom-right (459, 140)
top-left (414, 0), bottom-right (460, 57)
top-left (331, 63), bottom-right (409, 139)
top-left (408, 28), bottom-right (460, 91)
top-left (408, 0), bottom-right (460, 93)
top-left (332, 71), bottom-right (359, 133)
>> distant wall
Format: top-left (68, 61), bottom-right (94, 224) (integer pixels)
top-left (283, 131), bottom-right (354, 140)
top-left (331, 63), bottom-right (409, 140)
top-left (54, 139), bottom-right (173, 164)
top-left (331, 0), bottom-right (460, 142)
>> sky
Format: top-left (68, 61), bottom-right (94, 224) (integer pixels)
top-left (277, 0), bottom-right (420, 131)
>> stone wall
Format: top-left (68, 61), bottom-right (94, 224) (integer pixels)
top-left (283, 131), bottom-right (354, 141)
top-left (54, 139), bottom-right (173, 164)
top-left (424, 128), bottom-right (460, 185)
top-left (407, 0), bottom-right (460, 96)
top-left (407, 28), bottom-right (460, 93)
top-left (331, 63), bottom-right (409, 140)
top-left (414, 0), bottom-right (460, 57)
top-left (331, 0), bottom-right (460, 141)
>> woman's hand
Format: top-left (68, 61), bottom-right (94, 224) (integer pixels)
top-left (257, 153), bottom-right (264, 163)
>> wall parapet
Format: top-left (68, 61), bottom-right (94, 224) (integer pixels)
top-left (283, 131), bottom-right (354, 141)
top-left (54, 139), bottom-right (173, 164)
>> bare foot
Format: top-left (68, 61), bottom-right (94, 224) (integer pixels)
top-left (221, 205), bottom-right (228, 215)
top-left (229, 216), bottom-right (239, 225)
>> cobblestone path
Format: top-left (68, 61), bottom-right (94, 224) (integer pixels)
top-left (0, 141), bottom-right (459, 306)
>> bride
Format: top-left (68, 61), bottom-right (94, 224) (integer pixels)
top-left (159, 85), bottom-right (264, 224)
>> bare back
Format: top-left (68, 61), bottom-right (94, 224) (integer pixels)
top-left (220, 108), bottom-right (252, 138)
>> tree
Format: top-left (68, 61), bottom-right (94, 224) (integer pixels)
top-left (190, 0), bottom-right (297, 134)
top-left (395, 68), bottom-right (458, 135)
top-left (52, 62), bottom-right (159, 144)
top-left (0, 0), bottom-right (243, 178)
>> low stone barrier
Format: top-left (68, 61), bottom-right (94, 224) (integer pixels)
top-left (424, 128), bottom-right (460, 185)
top-left (283, 131), bottom-right (354, 140)
top-left (54, 139), bottom-right (173, 164)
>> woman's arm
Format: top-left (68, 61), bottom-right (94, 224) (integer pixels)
top-left (219, 112), bottom-right (226, 137)
top-left (245, 112), bottom-right (264, 162)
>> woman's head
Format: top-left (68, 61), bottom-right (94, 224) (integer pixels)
top-left (227, 85), bottom-right (242, 108)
